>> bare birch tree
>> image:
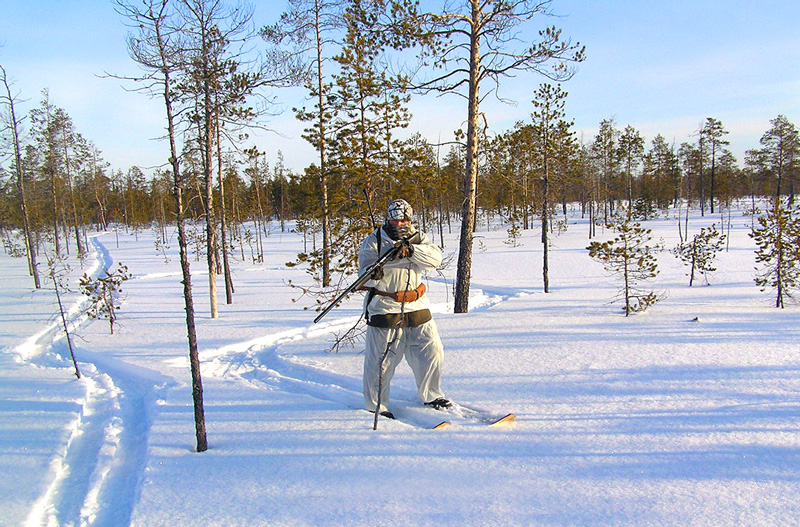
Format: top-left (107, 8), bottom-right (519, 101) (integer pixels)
top-left (1, 64), bottom-right (41, 288)
top-left (113, 0), bottom-right (208, 452)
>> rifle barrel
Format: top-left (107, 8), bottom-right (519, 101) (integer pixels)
top-left (312, 245), bottom-right (400, 324)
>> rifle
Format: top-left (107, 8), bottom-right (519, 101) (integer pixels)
top-left (313, 231), bottom-right (420, 324)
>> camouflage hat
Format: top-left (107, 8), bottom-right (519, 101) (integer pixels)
top-left (386, 199), bottom-right (413, 222)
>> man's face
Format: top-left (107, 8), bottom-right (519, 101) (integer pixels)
top-left (388, 219), bottom-right (410, 228)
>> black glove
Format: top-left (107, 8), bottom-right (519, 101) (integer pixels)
top-left (371, 267), bottom-right (384, 281)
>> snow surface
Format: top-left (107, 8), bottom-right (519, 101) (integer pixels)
top-left (2, 203), bottom-right (800, 527)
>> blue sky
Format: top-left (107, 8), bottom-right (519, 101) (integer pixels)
top-left (1, 0), bottom-right (798, 174)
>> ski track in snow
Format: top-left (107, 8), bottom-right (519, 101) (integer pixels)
top-left (199, 317), bottom-right (370, 414)
top-left (197, 282), bottom-right (520, 428)
top-left (203, 330), bottom-right (438, 429)
top-left (132, 271), bottom-right (182, 281)
top-left (424, 275), bottom-right (534, 314)
top-left (21, 236), bottom-right (164, 527)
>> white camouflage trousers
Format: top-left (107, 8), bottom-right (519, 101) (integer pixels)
top-left (363, 319), bottom-right (445, 413)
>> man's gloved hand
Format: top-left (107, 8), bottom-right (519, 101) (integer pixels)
top-left (371, 267), bottom-right (384, 281)
top-left (393, 239), bottom-right (414, 259)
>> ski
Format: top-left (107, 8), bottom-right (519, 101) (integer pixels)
top-left (439, 402), bottom-right (516, 427)
top-left (367, 402), bottom-right (514, 429)
top-left (487, 413), bottom-right (516, 426)
top-left (366, 408), bottom-right (451, 430)
top-left (393, 406), bottom-right (452, 429)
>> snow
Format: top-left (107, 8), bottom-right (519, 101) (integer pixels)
top-left (2, 204), bottom-right (800, 527)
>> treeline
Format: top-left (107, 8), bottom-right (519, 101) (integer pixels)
top-left (481, 113), bottom-right (799, 228)
top-left (4, 85), bottom-right (797, 270)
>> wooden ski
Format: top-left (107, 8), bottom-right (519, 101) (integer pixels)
top-left (487, 413), bottom-right (516, 426)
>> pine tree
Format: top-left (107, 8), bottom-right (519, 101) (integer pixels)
top-left (29, 90), bottom-right (65, 257)
top-left (263, 0), bottom-right (344, 287)
top-left (672, 223), bottom-right (726, 286)
top-left (750, 201), bottom-right (800, 308)
top-left (647, 134), bottom-right (679, 209)
top-left (701, 117), bottom-right (730, 214)
top-left (618, 125), bottom-right (644, 210)
top-left (587, 209), bottom-right (662, 316)
top-left (530, 83), bottom-right (575, 293)
top-left (78, 263), bottom-right (132, 335)
top-left (591, 118), bottom-right (620, 223)
top-left (760, 115), bottom-right (800, 204)
top-left (331, 0), bottom-right (411, 199)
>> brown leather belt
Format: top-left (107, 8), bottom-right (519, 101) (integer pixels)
top-left (363, 283), bottom-right (426, 303)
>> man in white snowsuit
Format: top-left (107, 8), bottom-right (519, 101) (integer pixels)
top-left (358, 199), bottom-right (450, 418)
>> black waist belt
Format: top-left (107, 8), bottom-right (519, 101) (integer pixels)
top-left (367, 309), bottom-right (432, 328)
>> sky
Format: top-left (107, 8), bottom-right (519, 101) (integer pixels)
top-left (1, 0), bottom-right (799, 175)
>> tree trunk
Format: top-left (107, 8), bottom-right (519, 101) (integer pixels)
top-left (215, 113), bottom-right (234, 304)
top-left (204, 128), bottom-right (219, 318)
top-left (50, 167), bottom-right (62, 257)
top-left (195, 15), bottom-right (219, 319)
top-left (542, 153), bottom-right (550, 294)
top-left (93, 161), bottom-right (108, 231)
top-left (251, 155), bottom-right (266, 263)
top-left (710, 141), bottom-right (716, 214)
top-left (62, 139), bottom-right (84, 256)
top-left (698, 138), bottom-right (706, 217)
top-left (453, 1), bottom-right (480, 314)
top-left (314, 0), bottom-right (331, 288)
top-left (776, 214), bottom-right (785, 309)
top-left (153, 5), bottom-right (207, 452)
top-left (51, 263), bottom-right (80, 378)
top-left (775, 140), bottom-right (784, 204)
top-left (623, 247), bottom-right (631, 317)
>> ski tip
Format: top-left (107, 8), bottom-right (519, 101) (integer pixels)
top-left (489, 413), bottom-right (516, 426)
top-left (432, 421), bottom-right (451, 430)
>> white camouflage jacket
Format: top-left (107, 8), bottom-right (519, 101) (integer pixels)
top-left (358, 227), bottom-right (442, 317)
